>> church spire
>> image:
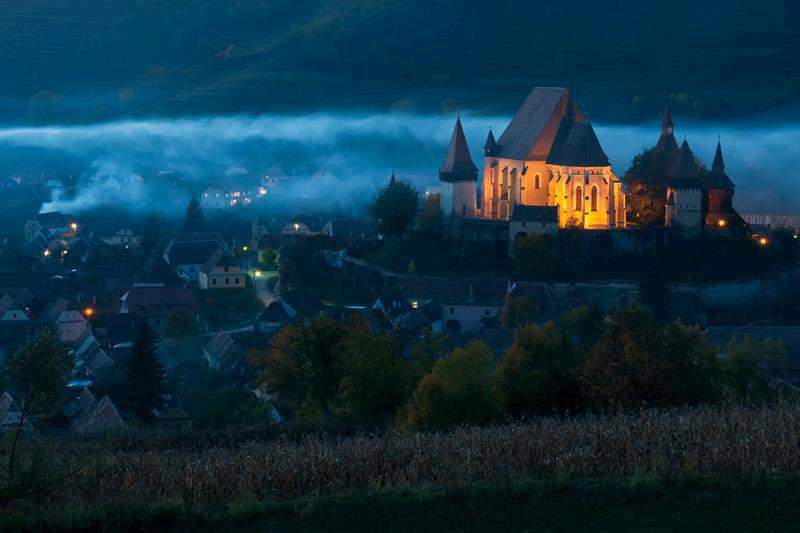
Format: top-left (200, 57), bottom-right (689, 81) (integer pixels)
top-left (661, 105), bottom-right (674, 134)
top-left (439, 116), bottom-right (478, 182)
top-left (389, 169), bottom-right (396, 186)
top-left (483, 127), bottom-right (497, 156)
top-left (656, 105), bottom-right (678, 153)
top-left (712, 140), bottom-right (725, 174)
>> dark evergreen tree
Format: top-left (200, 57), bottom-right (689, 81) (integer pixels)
top-left (369, 176), bottom-right (419, 237)
top-left (182, 196), bottom-right (207, 233)
top-left (122, 321), bottom-right (166, 423)
top-left (142, 212), bottom-right (160, 252)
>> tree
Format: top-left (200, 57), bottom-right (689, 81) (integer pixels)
top-left (250, 317), bottom-right (346, 421)
top-left (493, 323), bottom-right (581, 416)
top-left (5, 328), bottom-right (73, 478)
top-left (560, 304), bottom-right (604, 347)
top-left (164, 314), bottom-right (198, 338)
top-left (622, 148), bottom-right (676, 226)
top-left (500, 295), bottom-right (538, 328)
top-left (579, 305), bottom-right (721, 408)
top-left (182, 196), bottom-right (207, 233)
top-left (401, 341), bottom-right (499, 430)
top-left (335, 318), bottom-right (415, 424)
top-left (513, 233), bottom-right (555, 280)
top-left (369, 179), bottom-right (419, 237)
top-left (141, 212), bottom-right (160, 252)
top-left (415, 194), bottom-right (443, 238)
top-left (197, 388), bottom-right (272, 429)
top-left (122, 321), bottom-right (166, 423)
top-left (721, 336), bottom-right (786, 402)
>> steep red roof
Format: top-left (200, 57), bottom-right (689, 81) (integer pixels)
top-left (494, 87), bottom-right (585, 161)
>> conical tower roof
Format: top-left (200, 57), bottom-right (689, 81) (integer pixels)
top-left (707, 141), bottom-right (734, 189)
top-left (439, 117), bottom-right (478, 182)
top-left (712, 140), bottom-right (725, 173)
top-left (662, 105), bottom-right (674, 130)
top-left (483, 128), bottom-right (497, 156)
top-left (666, 139), bottom-right (702, 188)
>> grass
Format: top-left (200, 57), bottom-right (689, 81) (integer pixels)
top-left (4, 403), bottom-right (800, 529)
top-left (3, 477), bottom-right (800, 531)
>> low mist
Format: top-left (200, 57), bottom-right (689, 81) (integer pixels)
top-left (0, 110), bottom-right (796, 215)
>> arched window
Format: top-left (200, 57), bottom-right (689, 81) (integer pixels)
top-left (535, 174), bottom-right (540, 189)
top-left (575, 186), bottom-right (583, 211)
top-left (509, 168), bottom-right (518, 204)
top-left (591, 187), bottom-right (598, 211)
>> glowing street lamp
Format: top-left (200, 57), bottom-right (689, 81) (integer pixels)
top-left (83, 308), bottom-right (94, 318)
top-left (717, 219), bottom-right (726, 228)
top-left (759, 237), bottom-right (768, 246)
top-left (70, 222), bottom-right (78, 231)
top-left (43, 249), bottom-right (51, 257)
top-left (293, 223), bottom-right (300, 231)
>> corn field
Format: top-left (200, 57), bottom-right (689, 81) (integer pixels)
top-left (6, 403), bottom-right (800, 505)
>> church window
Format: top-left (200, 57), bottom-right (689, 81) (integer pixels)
top-left (535, 175), bottom-right (540, 189)
top-left (591, 187), bottom-right (598, 211)
top-left (575, 187), bottom-right (583, 211)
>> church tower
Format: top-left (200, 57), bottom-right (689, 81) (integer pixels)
top-left (664, 139), bottom-right (703, 237)
top-left (704, 140), bottom-right (738, 230)
top-left (656, 105), bottom-right (678, 153)
top-left (439, 116), bottom-right (478, 218)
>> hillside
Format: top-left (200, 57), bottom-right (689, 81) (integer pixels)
top-left (0, 0), bottom-right (796, 122)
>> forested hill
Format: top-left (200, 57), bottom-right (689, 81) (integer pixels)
top-left (0, 0), bottom-right (796, 122)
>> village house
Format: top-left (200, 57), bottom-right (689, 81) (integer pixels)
top-left (282, 215), bottom-right (318, 235)
top-left (44, 298), bottom-right (90, 344)
top-left (0, 392), bottom-right (30, 433)
top-left (198, 250), bottom-right (247, 290)
top-left (119, 286), bottom-right (199, 333)
top-left (24, 211), bottom-right (78, 244)
top-left (101, 229), bottom-right (142, 248)
top-left (69, 394), bottom-right (127, 434)
top-left (0, 292), bottom-right (30, 321)
top-left (203, 332), bottom-right (241, 372)
top-left (163, 232), bottom-right (227, 283)
top-left (202, 167), bottom-right (267, 209)
top-left (393, 278), bottom-right (509, 332)
top-left (256, 289), bottom-right (323, 332)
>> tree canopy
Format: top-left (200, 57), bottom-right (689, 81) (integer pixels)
top-left (369, 178), bottom-right (419, 237)
top-left (182, 196), bottom-right (207, 233)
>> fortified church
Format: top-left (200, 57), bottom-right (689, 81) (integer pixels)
top-left (438, 87), bottom-right (743, 242)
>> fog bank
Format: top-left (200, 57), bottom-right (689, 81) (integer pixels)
top-left (0, 111), bottom-right (795, 214)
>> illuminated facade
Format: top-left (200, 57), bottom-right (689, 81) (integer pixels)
top-left (440, 87), bottom-right (626, 231)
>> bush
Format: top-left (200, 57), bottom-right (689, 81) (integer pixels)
top-left (401, 341), bottom-right (499, 430)
top-left (493, 323), bottom-right (581, 416)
